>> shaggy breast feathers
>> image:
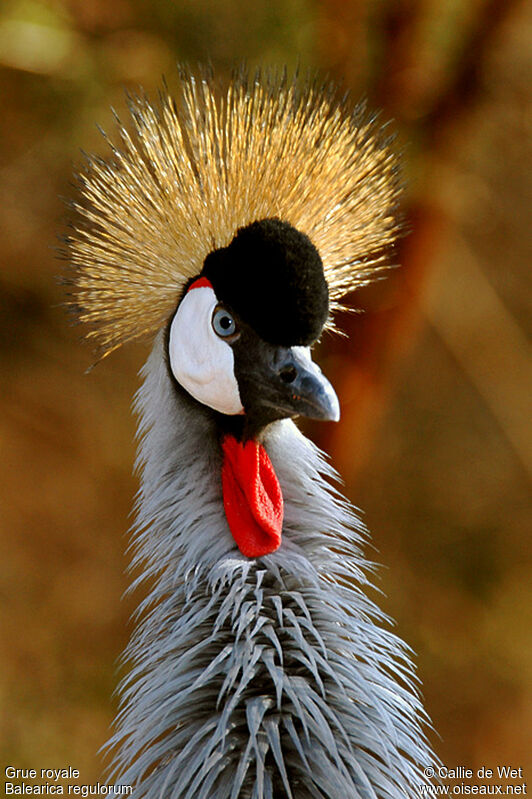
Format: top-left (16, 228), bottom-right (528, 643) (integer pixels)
top-left (104, 337), bottom-right (436, 799)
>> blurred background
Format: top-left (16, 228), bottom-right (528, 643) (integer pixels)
top-left (1, 0), bottom-right (531, 786)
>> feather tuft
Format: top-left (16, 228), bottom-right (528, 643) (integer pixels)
top-left (66, 67), bottom-right (402, 356)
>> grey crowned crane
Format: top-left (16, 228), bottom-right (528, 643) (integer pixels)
top-left (66, 69), bottom-right (437, 799)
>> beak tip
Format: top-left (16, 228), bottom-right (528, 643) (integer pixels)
top-left (300, 369), bottom-right (340, 423)
top-left (328, 394), bottom-right (341, 423)
top-left (310, 383), bottom-right (340, 422)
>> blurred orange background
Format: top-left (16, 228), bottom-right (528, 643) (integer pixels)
top-left (1, 0), bottom-right (531, 786)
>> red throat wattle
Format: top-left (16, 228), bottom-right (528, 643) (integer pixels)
top-left (221, 435), bottom-right (283, 557)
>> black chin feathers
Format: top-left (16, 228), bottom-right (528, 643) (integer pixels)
top-left (202, 218), bottom-right (329, 346)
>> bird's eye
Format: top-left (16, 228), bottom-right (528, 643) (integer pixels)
top-left (212, 306), bottom-right (237, 339)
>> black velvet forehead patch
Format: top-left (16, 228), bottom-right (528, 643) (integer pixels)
top-left (201, 218), bottom-right (329, 346)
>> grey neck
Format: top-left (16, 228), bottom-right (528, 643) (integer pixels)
top-left (106, 331), bottom-right (435, 799)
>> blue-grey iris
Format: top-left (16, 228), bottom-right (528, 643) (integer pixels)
top-left (212, 306), bottom-right (237, 338)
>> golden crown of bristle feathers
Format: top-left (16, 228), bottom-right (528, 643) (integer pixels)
top-left (65, 67), bottom-right (402, 357)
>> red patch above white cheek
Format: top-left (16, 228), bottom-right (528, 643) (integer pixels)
top-left (168, 285), bottom-right (244, 415)
top-left (187, 276), bottom-right (213, 292)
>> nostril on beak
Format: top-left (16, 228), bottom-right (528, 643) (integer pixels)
top-left (279, 365), bottom-right (297, 384)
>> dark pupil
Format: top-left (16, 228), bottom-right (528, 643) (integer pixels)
top-left (220, 316), bottom-right (232, 329)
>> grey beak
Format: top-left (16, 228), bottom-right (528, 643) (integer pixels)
top-left (274, 347), bottom-right (340, 422)
top-left (234, 337), bottom-right (340, 428)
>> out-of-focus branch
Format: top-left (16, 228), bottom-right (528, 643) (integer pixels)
top-left (371, 0), bottom-right (425, 116)
top-left (316, 0), bottom-right (528, 485)
top-left (423, 232), bottom-right (532, 483)
top-left (420, 0), bottom-right (527, 148)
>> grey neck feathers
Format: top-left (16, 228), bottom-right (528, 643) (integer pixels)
top-left (106, 332), bottom-right (436, 799)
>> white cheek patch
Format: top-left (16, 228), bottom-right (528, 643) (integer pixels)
top-left (168, 286), bottom-right (244, 415)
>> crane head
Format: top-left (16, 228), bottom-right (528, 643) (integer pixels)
top-left (167, 218), bottom-right (339, 438)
